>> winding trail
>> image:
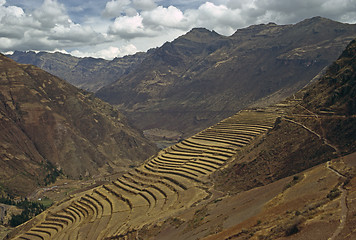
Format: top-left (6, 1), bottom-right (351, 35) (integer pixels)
top-left (285, 103), bottom-right (348, 240)
top-left (283, 117), bottom-right (339, 154)
top-left (326, 161), bottom-right (348, 240)
top-left (284, 102), bottom-right (341, 155)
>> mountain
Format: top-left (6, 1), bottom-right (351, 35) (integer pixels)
top-left (7, 38), bottom-right (356, 240)
top-left (201, 37), bottom-right (356, 240)
top-left (8, 18), bottom-right (356, 148)
top-left (95, 17), bottom-right (356, 144)
top-left (211, 39), bottom-right (356, 193)
top-left (8, 51), bottom-right (148, 92)
top-left (0, 54), bottom-right (157, 196)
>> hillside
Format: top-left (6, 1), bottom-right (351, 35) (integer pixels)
top-left (8, 51), bottom-right (148, 92)
top-left (200, 37), bottom-right (356, 240)
top-left (6, 38), bottom-right (356, 240)
top-left (8, 17), bottom-right (356, 148)
top-left (0, 54), bottom-right (157, 197)
top-left (95, 17), bottom-right (356, 145)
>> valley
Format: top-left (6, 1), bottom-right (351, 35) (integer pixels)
top-left (9, 17), bottom-right (356, 147)
top-left (5, 94), bottom-right (356, 239)
top-left (1, 18), bottom-right (356, 240)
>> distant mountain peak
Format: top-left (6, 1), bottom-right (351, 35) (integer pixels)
top-left (179, 27), bottom-right (222, 42)
top-left (296, 16), bottom-right (340, 26)
top-left (188, 27), bottom-right (215, 33)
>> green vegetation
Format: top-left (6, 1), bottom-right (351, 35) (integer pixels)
top-left (0, 196), bottom-right (50, 227)
top-left (0, 196), bottom-right (16, 205)
top-left (285, 223), bottom-right (299, 236)
top-left (9, 199), bottom-right (46, 227)
top-left (44, 161), bottom-right (63, 186)
top-left (326, 187), bottom-right (341, 200)
top-left (38, 197), bottom-right (53, 209)
top-left (283, 175), bottom-right (302, 190)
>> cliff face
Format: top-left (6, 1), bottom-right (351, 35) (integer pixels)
top-left (0, 54), bottom-right (157, 196)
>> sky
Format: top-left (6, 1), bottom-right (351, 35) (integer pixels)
top-left (1, 0), bottom-right (356, 60)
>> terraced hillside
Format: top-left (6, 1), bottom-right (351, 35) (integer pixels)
top-left (7, 109), bottom-right (280, 240)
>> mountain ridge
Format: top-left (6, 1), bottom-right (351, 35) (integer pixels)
top-left (96, 17), bottom-right (356, 143)
top-left (7, 17), bottom-right (356, 148)
top-left (8, 50), bottom-right (148, 92)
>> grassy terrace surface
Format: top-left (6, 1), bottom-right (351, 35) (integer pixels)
top-left (10, 109), bottom-right (279, 240)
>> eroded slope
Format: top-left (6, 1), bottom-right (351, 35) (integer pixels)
top-left (0, 54), bottom-right (157, 196)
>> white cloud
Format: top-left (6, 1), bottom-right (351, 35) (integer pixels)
top-left (33, 0), bottom-right (69, 28)
top-left (183, 2), bottom-right (245, 35)
top-left (108, 14), bottom-right (150, 39)
top-left (102, 0), bottom-right (131, 18)
top-left (1, 0), bottom-right (356, 59)
top-left (142, 6), bottom-right (186, 29)
top-left (71, 44), bottom-right (138, 59)
top-left (0, 0), bottom-right (107, 52)
top-left (49, 24), bottom-right (105, 43)
top-left (0, 37), bottom-right (16, 49)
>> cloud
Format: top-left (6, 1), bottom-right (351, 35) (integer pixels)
top-left (49, 23), bottom-right (105, 44)
top-left (142, 6), bottom-right (186, 29)
top-left (32, 0), bottom-right (69, 28)
top-left (1, 0), bottom-right (356, 60)
top-left (186, 2), bottom-right (244, 35)
top-left (102, 0), bottom-right (131, 18)
top-left (108, 14), bottom-right (151, 39)
top-left (70, 44), bottom-right (138, 59)
top-left (107, 5), bottom-right (190, 40)
top-left (248, 0), bottom-right (356, 24)
top-left (0, 0), bottom-right (107, 52)
top-left (133, 0), bottom-right (157, 11)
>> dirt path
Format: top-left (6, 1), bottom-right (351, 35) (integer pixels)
top-left (326, 161), bottom-right (348, 240)
top-left (283, 117), bottom-right (339, 154)
top-left (284, 102), bottom-right (342, 156)
top-left (285, 103), bottom-right (348, 240)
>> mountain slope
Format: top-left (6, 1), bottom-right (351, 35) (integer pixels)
top-left (96, 17), bottom-right (356, 143)
top-left (118, 37), bottom-right (356, 240)
top-left (6, 37), bottom-right (356, 240)
top-left (212, 38), bottom-right (356, 194)
top-left (8, 51), bottom-right (148, 92)
top-left (201, 37), bottom-right (356, 240)
top-left (0, 54), bottom-right (157, 196)
top-left (301, 39), bottom-right (356, 116)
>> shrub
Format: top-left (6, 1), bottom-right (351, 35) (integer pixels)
top-left (327, 188), bottom-right (341, 200)
top-left (8, 199), bottom-right (47, 227)
top-left (285, 224), bottom-right (299, 236)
